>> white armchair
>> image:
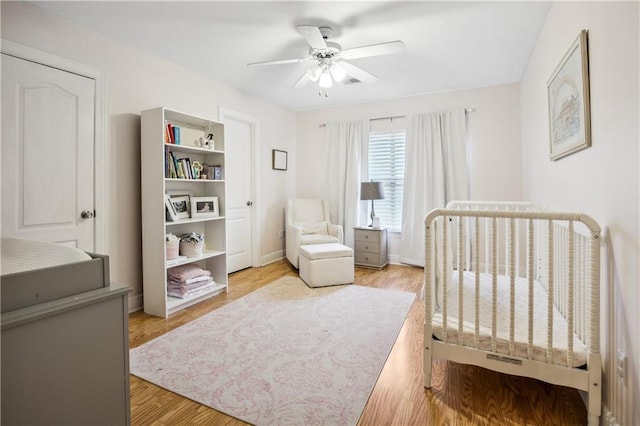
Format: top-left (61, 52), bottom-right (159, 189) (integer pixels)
top-left (285, 198), bottom-right (344, 268)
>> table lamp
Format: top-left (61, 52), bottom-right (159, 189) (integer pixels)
top-left (360, 181), bottom-right (385, 227)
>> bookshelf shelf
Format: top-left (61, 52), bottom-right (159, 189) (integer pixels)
top-left (166, 216), bottom-right (226, 226)
top-left (165, 249), bottom-right (226, 269)
top-left (166, 282), bottom-right (227, 315)
top-left (141, 106), bottom-right (228, 318)
top-left (164, 178), bottom-right (225, 183)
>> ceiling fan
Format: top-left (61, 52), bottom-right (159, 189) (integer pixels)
top-left (247, 25), bottom-right (404, 94)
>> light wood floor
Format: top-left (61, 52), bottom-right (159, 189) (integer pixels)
top-left (129, 260), bottom-right (587, 425)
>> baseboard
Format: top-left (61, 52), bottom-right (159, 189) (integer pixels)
top-left (128, 293), bottom-right (143, 313)
top-left (602, 405), bottom-right (619, 426)
top-left (260, 250), bottom-right (285, 266)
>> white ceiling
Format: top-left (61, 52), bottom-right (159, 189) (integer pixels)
top-left (32, 1), bottom-right (551, 112)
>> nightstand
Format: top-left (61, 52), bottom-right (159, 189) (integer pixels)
top-left (354, 226), bottom-right (388, 269)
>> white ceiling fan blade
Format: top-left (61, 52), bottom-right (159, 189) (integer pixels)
top-left (338, 61), bottom-right (378, 84)
top-left (296, 25), bottom-right (327, 50)
top-left (340, 40), bottom-right (405, 60)
top-left (248, 57), bottom-right (311, 66)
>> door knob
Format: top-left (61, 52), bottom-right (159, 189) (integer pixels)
top-left (81, 210), bottom-right (94, 219)
top-left (246, 201), bottom-right (253, 206)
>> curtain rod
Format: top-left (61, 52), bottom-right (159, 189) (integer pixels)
top-left (318, 107), bottom-right (475, 128)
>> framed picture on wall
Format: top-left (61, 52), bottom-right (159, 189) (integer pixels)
top-left (547, 29), bottom-right (591, 161)
top-left (272, 149), bottom-right (287, 171)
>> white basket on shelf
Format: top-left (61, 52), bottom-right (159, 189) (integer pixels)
top-left (166, 240), bottom-right (179, 260)
top-left (180, 241), bottom-right (204, 258)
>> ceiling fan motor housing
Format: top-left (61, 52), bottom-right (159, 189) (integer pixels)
top-left (309, 41), bottom-right (341, 59)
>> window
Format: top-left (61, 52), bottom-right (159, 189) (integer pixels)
top-left (368, 121), bottom-right (406, 231)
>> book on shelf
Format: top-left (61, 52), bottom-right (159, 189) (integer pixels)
top-left (164, 122), bottom-right (181, 145)
top-left (166, 122), bottom-right (174, 144)
top-left (173, 126), bottom-right (180, 145)
top-left (178, 158), bottom-right (192, 179)
top-left (165, 151), bottom-right (178, 178)
top-left (164, 120), bottom-right (171, 144)
top-left (164, 145), bottom-right (170, 177)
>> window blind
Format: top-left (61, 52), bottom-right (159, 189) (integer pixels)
top-left (368, 129), bottom-right (406, 231)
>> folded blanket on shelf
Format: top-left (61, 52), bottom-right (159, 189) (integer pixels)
top-left (167, 277), bottom-right (213, 291)
top-left (167, 281), bottom-right (216, 299)
top-left (167, 264), bottom-right (211, 282)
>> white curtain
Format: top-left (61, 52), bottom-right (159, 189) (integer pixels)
top-left (400, 109), bottom-right (468, 266)
top-left (326, 120), bottom-right (367, 248)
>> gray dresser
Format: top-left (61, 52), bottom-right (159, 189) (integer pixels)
top-left (2, 261), bottom-right (131, 426)
top-left (354, 226), bottom-right (389, 269)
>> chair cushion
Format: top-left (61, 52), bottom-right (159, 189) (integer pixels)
top-left (299, 243), bottom-right (353, 260)
top-left (300, 234), bottom-right (339, 246)
top-left (298, 221), bottom-right (328, 235)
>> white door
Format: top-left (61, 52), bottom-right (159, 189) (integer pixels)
top-left (221, 110), bottom-right (255, 273)
top-left (1, 53), bottom-right (96, 250)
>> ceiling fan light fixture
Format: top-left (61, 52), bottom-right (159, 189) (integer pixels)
top-left (319, 70), bottom-right (333, 88)
top-left (308, 66), bottom-right (322, 82)
top-left (330, 63), bottom-right (347, 82)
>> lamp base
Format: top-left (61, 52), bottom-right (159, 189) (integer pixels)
top-left (368, 200), bottom-right (375, 227)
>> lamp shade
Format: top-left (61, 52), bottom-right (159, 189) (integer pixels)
top-left (360, 182), bottom-right (385, 200)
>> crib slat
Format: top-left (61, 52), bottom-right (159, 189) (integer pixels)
top-left (547, 220), bottom-right (554, 363)
top-left (491, 217), bottom-right (498, 352)
top-left (509, 218), bottom-right (516, 356)
top-left (567, 221), bottom-right (575, 368)
top-left (474, 216), bottom-right (480, 349)
top-left (442, 215), bottom-right (449, 343)
top-left (504, 215), bottom-right (509, 276)
top-left (458, 217), bottom-right (464, 345)
top-left (577, 235), bottom-right (584, 341)
top-left (527, 219), bottom-right (534, 360)
top-left (484, 214), bottom-right (490, 274)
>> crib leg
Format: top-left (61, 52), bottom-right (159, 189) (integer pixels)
top-left (423, 323), bottom-right (433, 388)
top-left (587, 353), bottom-right (602, 426)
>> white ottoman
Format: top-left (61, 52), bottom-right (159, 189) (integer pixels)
top-left (299, 243), bottom-right (354, 288)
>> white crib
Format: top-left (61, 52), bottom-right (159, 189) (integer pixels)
top-left (423, 201), bottom-right (601, 425)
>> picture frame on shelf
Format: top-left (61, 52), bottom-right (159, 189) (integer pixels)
top-left (164, 194), bottom-right (179, 222)
top-left (547, 29), bottom-right (591, 161)
top-left (169, 195), bottom-right (191, 219)
top-left (191, 196), bottom-right (219, 218)
top-left (272, 149), bottom-right (287, 171)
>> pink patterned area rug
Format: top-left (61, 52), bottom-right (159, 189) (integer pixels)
top-left (130, 276), bottom-right (415, 425)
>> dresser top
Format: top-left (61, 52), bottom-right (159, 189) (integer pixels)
top-left (354, 226), bottom-right (388, 231)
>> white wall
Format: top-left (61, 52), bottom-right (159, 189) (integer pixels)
top-left (1, 1), bottom-right (297, 309)
top-left (520, 2), bottom-right (639, 423)
top-left (296, 84), bottom-right (523, 260)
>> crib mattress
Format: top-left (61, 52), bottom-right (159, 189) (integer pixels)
top-left (432, 271), bottom-right (587, 367)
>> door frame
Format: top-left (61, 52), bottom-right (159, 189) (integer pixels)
top-left (218, 107), bottom-right (259, 268)
top-left (1, 39), bottom-right (108, 253)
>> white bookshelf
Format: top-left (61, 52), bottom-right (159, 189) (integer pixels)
top-left (141, 107), bottom-right (227, 317)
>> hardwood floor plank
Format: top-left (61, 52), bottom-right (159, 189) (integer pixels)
top-left (129, 260), bottom-right (587, 425)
